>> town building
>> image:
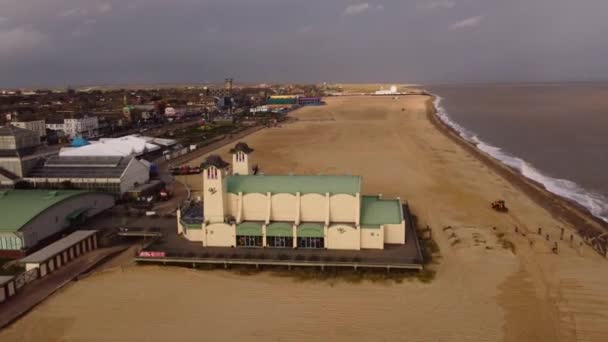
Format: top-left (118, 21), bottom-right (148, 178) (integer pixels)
top-left (0, 190), bottom-right (114, 257)
top-left (24, 155), bottom-right (150, 195)
top-left (177, 143), bottom-right (406, 250)
top-left (45, 115), bottom-right (99, 138)
top-left (0, 126), bottom-right (57, 183)
top-left (10, 119), bottom-right (46, 140)
top-left (374, 85), bottom-right (403, 96)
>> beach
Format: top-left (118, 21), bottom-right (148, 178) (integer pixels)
top-left (2, 95), bottom-right (608, 342)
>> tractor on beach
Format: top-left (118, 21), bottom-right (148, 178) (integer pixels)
top-left (491, 200), bottom-right (508, 212)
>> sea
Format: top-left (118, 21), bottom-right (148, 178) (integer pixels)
top-left (427, 83), bottom-right (608, 223)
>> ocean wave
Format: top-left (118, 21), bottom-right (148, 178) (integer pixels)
top-left (432, 95), bottom-right (608, 223)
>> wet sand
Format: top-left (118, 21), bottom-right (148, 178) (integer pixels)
top-left (2, 95), bottom-right (608, 341)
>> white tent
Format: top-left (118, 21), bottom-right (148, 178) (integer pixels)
top-left (60, 135), bottom-right (160, 157)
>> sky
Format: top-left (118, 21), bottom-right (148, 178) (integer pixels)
top-left (1, 0), bottom-right (608, 87)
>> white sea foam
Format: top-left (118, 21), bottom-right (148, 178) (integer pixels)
top-left (432, 95), bottom-right (608, 223)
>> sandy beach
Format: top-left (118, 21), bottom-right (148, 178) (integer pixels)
top-left (2, 95), bottom-right (608, 342)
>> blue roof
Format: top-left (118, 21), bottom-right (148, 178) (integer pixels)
top-left (71, 136), bottom-right (90, 147)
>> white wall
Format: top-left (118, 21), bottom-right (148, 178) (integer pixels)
top-left (300, 194), bottom-right (326, 222)
top-left (329, 194), bottom-right (357, 223)
top-left (384, 222), bottom-right (406, 244)
top-left (206, 223), bottom-right (235, 247)
top-left (120, 158), bottom-right (150, 194)
top-left (226, 193), bottom-right (239, 217)
top-left (326, 224), bottom-right (360, 250)
top-left (270, 193), bottom-right (296, 222)
top-left (242, 193), bottom-right (268, 221)
top-left (203, 167), bottom-right (227, 223)
top-left (184, 228), bottom-right (204, 242)
top-left (361, 228), bottom-right (384, 249)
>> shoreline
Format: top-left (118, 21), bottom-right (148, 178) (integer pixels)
top-left (425, 95), bottom-right (608, 243)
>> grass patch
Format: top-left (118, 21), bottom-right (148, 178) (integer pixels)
top-left (500, 239), bottom-right (516, 254)
top-left (269, 267), bottom-right (418, 285)
top-left (494, 232), bottom-right (516, 254)
top-left (419, 236), bottom-right (440, 265)
top-left (416, 268), bottom-right (437, 283)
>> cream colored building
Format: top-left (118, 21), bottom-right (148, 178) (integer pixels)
top-left (11, 120), bottom-right (46, 140)
top-left (177, 143), bottom-right (406, 250)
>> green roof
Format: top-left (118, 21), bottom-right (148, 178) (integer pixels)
top-left (236, 222), bottom-right (263, 236)
top-left (226, 175), bottom-right (361, 195)
top-left (266, 222), bottom-right (293, 237)
top-left (181, 221), bottom-right (202, 229)
top-left (0, 190), bottom-right (99, 232)
top-left (360, 196), bottom-right (403, 228)
top-left (267, 98), bottom-right (296, 105)
top-left (297, 223), bottom-right (324, 238)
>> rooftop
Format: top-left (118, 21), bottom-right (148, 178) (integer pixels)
top-left (0, 190), bottom-right (96, 232)
top-left (229, 142), bottom-right (254, 154)
top-left (226, 175), bottom-right (361, 195)
top-left (19, 230), bottom-right (98, 263)
top-left (60, 135), bottom-right (160, 157)
top-left (0, 125), bottom-right (36, 138)
top-left (26, 155), bottom-right (133, 179)
top-left (360, 196), bottom-right (403, 228)
top-left (0, 275), bottom-right (14, 286)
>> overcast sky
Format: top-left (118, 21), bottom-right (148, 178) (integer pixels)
top-left (2, 0), bottom-right (608, 87)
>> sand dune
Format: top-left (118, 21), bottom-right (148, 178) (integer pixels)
top-left (2, 96), bottom-right (608, 342)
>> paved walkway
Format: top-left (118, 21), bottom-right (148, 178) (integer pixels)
top-left (0, 246), bottom-right (127, 330)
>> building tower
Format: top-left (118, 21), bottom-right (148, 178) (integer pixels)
top-left (202, 155), bottom-right (229, 223)
top-left (224, 78), bottom-right (233, 96)
top-left (230, 142), bottom-right (254, 175)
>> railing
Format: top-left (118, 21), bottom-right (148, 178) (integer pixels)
top-left (13, 268), bottom-right (40, 291)
top-left (135, 248), bottom-right (422, 267)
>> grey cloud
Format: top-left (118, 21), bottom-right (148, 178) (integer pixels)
top-left (0, 27), bottom-right (46, 58)
top-left (418, 0), bottom-right (456, 10)
top-left (343, 3), bottom-right (385, 16)
top-left (450, 15), bottom-right (482, 30)
top-left (1, 0), bottom-right (608, 87)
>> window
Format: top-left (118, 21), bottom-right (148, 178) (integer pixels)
top-left (297, 237), bottom-right (324, 249)
top-left (237, 236), bottom-right (262, 248)
top-left (267, 236), bottom-right (291, 248)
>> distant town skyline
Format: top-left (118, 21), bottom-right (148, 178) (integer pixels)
top-left (2, 0), bottom-right (608, 87)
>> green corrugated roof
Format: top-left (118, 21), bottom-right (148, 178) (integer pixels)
top-left (267, 98), bottom-right (296, 105)
top-left (297, 223), bottom-right (324, 238)
top-left (266, 222), bottom-right (293, 237)
top-left (0, 190), bottom-right (98, 232)
top-left (181, 221), bottom-right (202, 229)
top-left (227, 175), bottom-right (361, 195)
top-left (360, 196), bottom-right (403, 228)
top-left (236, 222), bottom-right (263, 236)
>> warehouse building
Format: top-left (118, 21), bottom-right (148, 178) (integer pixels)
top-left (0, 126), bottom-right (57, 183)
top-left (0, 190), bottom-right (114, 257)
top-left (177, 143), bottom-right (406, 250)
top-left (24, 155), bottom-right (150, 195)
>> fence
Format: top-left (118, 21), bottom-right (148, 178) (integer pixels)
top-left (13, 268), bottom-right (40, 292)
